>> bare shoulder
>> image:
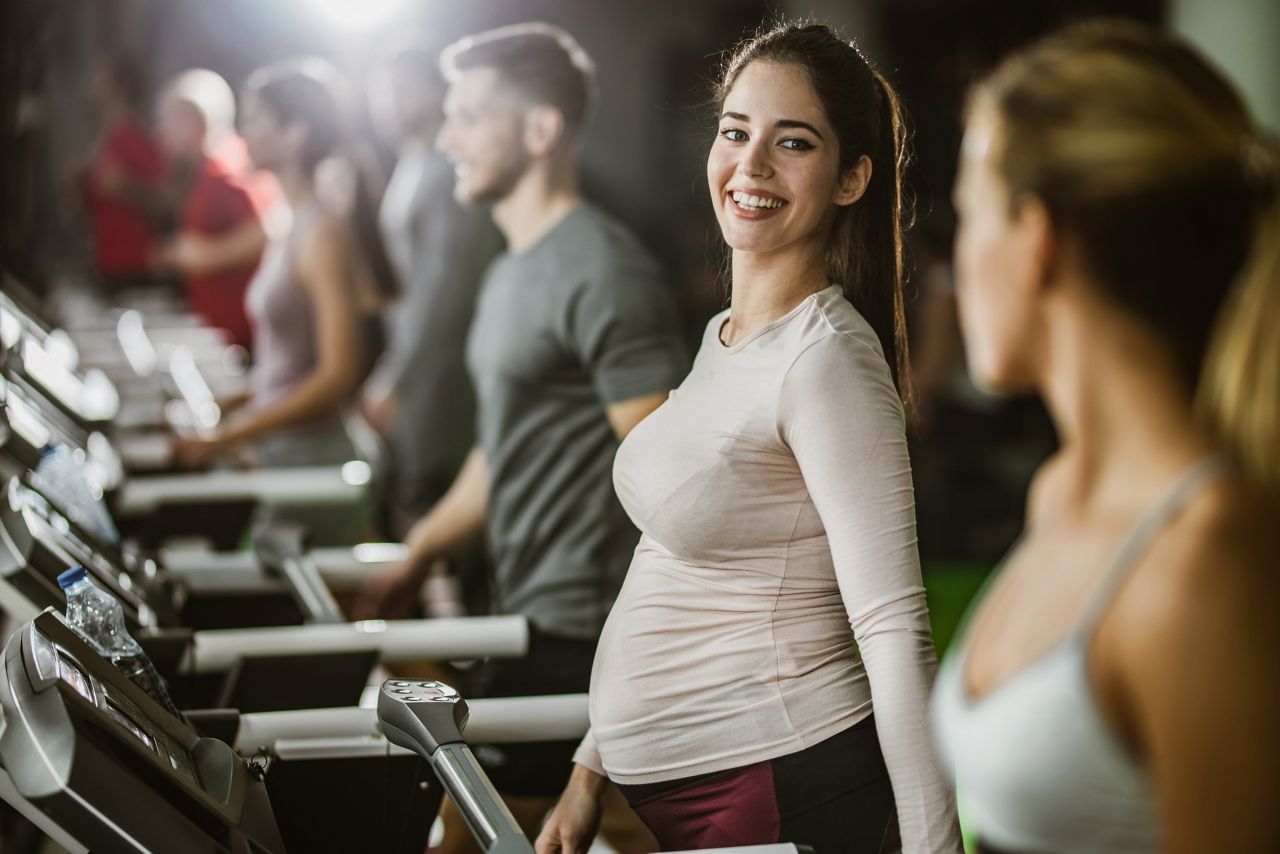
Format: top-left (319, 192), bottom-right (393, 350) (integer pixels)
top-left (298, 211), bottom-right (346, 257)
top-left (293, 212), bottom-right (349, 286)
top-left (1118, 474), bottom-right (1280, 660)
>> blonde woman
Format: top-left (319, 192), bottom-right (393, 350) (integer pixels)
top-left (931, 21), bottom-right (1280, 853)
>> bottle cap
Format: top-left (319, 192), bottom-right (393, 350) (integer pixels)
top-left (57, 566), bottom-right (87, 590)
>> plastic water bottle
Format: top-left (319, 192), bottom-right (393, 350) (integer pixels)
top-left (57, 566), bottom-right (183, 720)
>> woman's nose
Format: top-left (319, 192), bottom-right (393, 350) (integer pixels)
top-left (737, 138), bottom-right (772, 179)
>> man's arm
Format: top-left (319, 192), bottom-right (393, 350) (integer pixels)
top-left (354, 447), bottom-right (488, 619)
top-left (162, 219), bottom-right (267, 274)
top-left (604, 392), bottom-right (667, 441)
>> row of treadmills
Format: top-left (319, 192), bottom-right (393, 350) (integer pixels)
top-left (0, 277), bottom-right (805, 853)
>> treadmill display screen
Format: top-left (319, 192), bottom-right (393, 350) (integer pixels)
top-left (56, 652), bottom-right (94, 703)
top-left (105, 700), bottom-right (155, 753)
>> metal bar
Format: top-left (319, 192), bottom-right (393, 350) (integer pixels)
top-left (117, 465), bottom-right (367, 513)
top-left (432, 744), bottom-right (529, 851)
top-left (234, 693), bottom-right (587, 753)
top-left (184, 615), bottom-right (529, 674)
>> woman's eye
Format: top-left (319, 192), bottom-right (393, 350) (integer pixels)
top-left (780, 138), bottom-right (814, 152)
top-left (719, 128), bottom-right (747, 142)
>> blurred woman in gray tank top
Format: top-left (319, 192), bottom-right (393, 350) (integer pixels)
top-left (173, 59), bottom-right (396, 538)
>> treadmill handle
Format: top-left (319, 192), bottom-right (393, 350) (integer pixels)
top-left (433, 743), bottom-right (532, 853)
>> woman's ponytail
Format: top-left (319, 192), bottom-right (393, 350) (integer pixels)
top-left (1199, 139), bottom-right (1280, 486)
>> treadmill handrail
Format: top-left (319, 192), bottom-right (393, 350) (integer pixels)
top-left (182, 616), bottom-right (529, 673)
top-left (252, 523), bottom-right (344, 624)
top-left (161, 543), bottom-right (406, 588)
top-left (117, 465), bottom-right (369, 513)
top-left (234, 693), bottom-right (589, 753)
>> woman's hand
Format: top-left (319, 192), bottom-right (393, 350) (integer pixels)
top-left (534, 766), bottom-right (608, 854)
top-left (171, 434), bottom-right (230, 470)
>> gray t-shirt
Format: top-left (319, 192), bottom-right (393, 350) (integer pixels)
top-left (466, 203), bottom-right (688, 639)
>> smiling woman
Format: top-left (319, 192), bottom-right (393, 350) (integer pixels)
top-left (537, 20), bottom-right (963, 854)
top-left (709, 24), bottom-right (912, 401)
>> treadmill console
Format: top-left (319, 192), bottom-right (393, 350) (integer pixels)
top-left (0, 610), bottom-right (284, 852)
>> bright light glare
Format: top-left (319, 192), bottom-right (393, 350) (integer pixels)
top-left (310, 0), bottom-right (404, 32)
top-left (353, 542), bottom-right (409, 563)
top-left (341, 460), bottom-right (373, 486)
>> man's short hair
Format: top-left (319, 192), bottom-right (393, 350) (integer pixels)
top-left (441, 22), bottom-right (596, 131)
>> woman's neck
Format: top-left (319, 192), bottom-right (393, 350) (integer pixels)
top-left (1039, 287), bottom-right (1217, 520)
top-left (722, 242), bottom-right (829, 346)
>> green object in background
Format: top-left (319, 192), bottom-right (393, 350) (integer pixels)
top-left (923, 561), bottom-right (995, 853)
top-left (923, 561), bottom-right (993, 657)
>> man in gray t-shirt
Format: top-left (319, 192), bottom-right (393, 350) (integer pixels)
top-left (355, 24), bottom-right (685, 840)
top-left (468, 203), bottom-right (684, 638)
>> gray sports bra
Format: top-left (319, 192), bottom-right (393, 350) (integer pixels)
top-left (930, 456), bottom-right (1226, 853)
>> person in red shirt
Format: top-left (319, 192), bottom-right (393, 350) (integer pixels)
top-left (81, 58), bottom-right (167, 285)
top-left (154, 69), bottom-right (269, 352)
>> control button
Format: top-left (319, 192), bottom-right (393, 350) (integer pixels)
top-left (392, 688), bottom-right (413, 694)
top-left (389, 681), bottom-right (410, 687)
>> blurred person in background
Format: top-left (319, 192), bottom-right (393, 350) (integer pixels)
top-left (172, 59), bottom-right (394, 489)
top-left (931, 21), bottom-right (1280, 853)
top-left (153, 69), bottom-right (267, 352)
top-left (356, 23), bottom-right (686, 852)
top-left (365, 43), bottom-right (503, 538)
top-left (76, 56), bottom-right (167, 288)
top-left (538, 22), bottom-right (962, 854)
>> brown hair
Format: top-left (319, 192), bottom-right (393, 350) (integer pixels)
top-left (441, 22), bottom-right (596, 135)
top-left (971, 20), bottom-right (1279, 484)
top-left (716, 22), bottom-right (913, 407)
top-left (247, 59), bottom-right (398, 301)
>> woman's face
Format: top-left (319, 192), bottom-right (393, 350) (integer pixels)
top-left (239, 92), bottom-right (293, 173)
top-left (707, 60), bottom-right (861, 260)
top-left (952, 108), bottom-right (1045, 392)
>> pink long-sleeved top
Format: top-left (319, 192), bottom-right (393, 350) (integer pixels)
top-left (574, 285), bottom-right (962, 852)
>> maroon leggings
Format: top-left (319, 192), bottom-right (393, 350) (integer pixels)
top-left (616, 716), bottom-right (899, 853)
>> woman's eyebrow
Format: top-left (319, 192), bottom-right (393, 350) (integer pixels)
top-left (776, 119), bottom-right (823, 139)
top-left (719, 111), bottom-right (824, 140)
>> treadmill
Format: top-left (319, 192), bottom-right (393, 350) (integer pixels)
top-left (0, 610), bottom-right (807, 854)
top-left (1, 295), bottom-right (372, 549)
top-left (0, 384), bottom-right (526, 713)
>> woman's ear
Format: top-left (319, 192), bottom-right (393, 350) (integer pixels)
top-left (524, 105), bottom-right (566, 157)
top-left (834, 154), bottom-right (873, 206)
top-left (1011, 194), bottom-right (1059, 295)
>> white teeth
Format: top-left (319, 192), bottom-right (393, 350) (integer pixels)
top-left (731, 191), bottom-right (783, 210)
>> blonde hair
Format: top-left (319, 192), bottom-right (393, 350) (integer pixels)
top-left (1200, 141), bottom-right (1280, 485)
top-left (972, 21), bottom-right (1279, 485)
